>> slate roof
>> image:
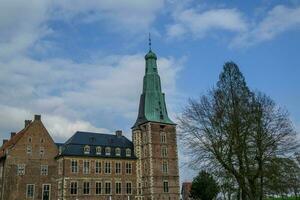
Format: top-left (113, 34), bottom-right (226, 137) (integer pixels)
top-left (56, 131), bottom-right (136, 159)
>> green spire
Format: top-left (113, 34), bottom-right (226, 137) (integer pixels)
top-left (133, 47), bottom-right (175, 128)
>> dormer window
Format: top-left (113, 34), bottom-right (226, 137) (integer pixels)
top-left (126, 148), bottom-right (131, 157)
top-left (115, 148), bottom-right (121, 156)
top-left (105, 147), bottom-right (111, 156)
top-left (96, 146), bottom-right (102, 155)
top-left (84, 145), bottom-right (90, 155)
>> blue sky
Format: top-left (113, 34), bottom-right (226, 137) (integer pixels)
top-left (0, 0), bottom-right (300, 182)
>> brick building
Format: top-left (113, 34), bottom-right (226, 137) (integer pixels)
top-left (0, 48), bottom-right (180, 200)
top-left (181, 182), bottom-right (192, 200)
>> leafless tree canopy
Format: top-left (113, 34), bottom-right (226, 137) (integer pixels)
top-left (178, 62), bottom-right (299, 200)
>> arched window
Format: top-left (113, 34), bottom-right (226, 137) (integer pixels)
top-left (115, 148), bottom-right (121, 156)
top-left (96, 146), bottom-right (102, 155)
top-left (126, 148), bottom-right (131, 157)
top-left (84, 145), bottom-right (90, 154)
top-left (105, 147), bottom-right (111, 156)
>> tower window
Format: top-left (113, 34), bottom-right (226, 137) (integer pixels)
top-left (163, 181), bottom-right (169, 193)
top-left (160, 132), bottom-right (167, 143)
top-left (162, 161), bottom-right (168, 174)
top-left (161, 146), bottom-right (168, 157)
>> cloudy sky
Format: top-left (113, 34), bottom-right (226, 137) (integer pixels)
top-left (0, 0), bottom-right (300, 182)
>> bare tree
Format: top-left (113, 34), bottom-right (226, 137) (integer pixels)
top-left (178, 62), bottom-right (299, 200)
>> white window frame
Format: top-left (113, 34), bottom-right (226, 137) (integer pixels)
top-left (96, 146), bottom-right (102, 155)
top-left (161, 146), bottom-right (168, 157)
top-left (126, 148), bottom-right (131, 157)
top-left (83, 160), bottom-right (90, 174)
top-left (84, 145), bottom-right (90, 154)
top-left (160, 132), bottom-right (167, 143)
top-left (83, 181), bottom-right (90, 195)
top-left (115, 181), bottom-right (122, 195)
top-left (104, 162), bottom-right (111, 174)
top-left (125, 162), bottom-right (132, 174)
top-left (95, 181), bottom-right (102, 195)
top-left (41, 165), bottom-right (48, 175)
top-left (26, 184), bottom-right (35, 198)
top-left (115, 147), bottom-right (121, 156)
top-left (105, 147), bottom-right (111, 156)
top-left (115, 162), bottom-right (121, 174)
top-left (71, 160), bottom-right (78, 173)
top-left (27, 145), bottom-right (32, 155)
top-left (70, 181), bottom-right (78, 195)
top-left (163, 181), bottom-right (169, 193)
top-left (105, 181), bottom-right (112, 195)
top-left (42, 184), bottom-right (51, 200)
top-left (40, 146), bottom-right (45, 157)
top-left (126, 181), bottom-right (132, 195)
top-left (95, 161), bottom-right (101, 174)
top-left (17, 164), bottom-right (25, 175)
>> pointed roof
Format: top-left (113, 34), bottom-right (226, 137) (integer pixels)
top-left (133, 49), bottom-right (175, 128)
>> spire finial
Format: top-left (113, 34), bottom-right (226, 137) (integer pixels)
top-left (148, 32), bottom-right (152, 51)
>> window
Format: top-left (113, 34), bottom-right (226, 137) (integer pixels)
top-left (163, 181), bottom-right (169, 193)
top-left (96, 146), bottom-right (101, 155)
top-left (41, 165), bottom-right (48, 175)
top-left (17, 164), bottom-right (25, 175)
top-left (28, 137), bottom-right (32, 143)
top-left (161, 146), bottom-right (168, 157)
top-left (83, 160), bottom-right (90, 174)
top-left (84, 145), bottom-right (90, 154)
top-left (116, 182), bottom-right (122, 194)
top-left (126, 148), bottom-right (131, 157)
top-left (105, 162), bottom-right (111, 174)
top-left (105, 182), bottom-right (111, 194)
top-left (95, 161), bottom-right (101, 173)
top-left (126, 182), bottom-right (132, 194)
top-left (40, 147), bottom-right (45, 157)
top-left (160, 132), bottom-right (167, 143)
top-left (126, 163), bottom-right (132, 174)
top-left (27, 146), bottom-right (32, 155)
top-left (42, 184), bottom-right (51, 200)
top-left (115, 148), bottom-right (121, 156)
top-left (105, 147), bottom-right (111, 156)
top-left (26, 184), bottom-right (35, 198)
top-left (71, 160), bottom-right (78, 173)
top-left (40, 138), bottom-right (44, 143)
top-left (70, 182), bottom-right (77, 195)
top-left (115, 162), bottom-right (121, 174)
top-left (162, 161), bottom-right (168, 174)
top-left (83, 182), bottom-right (90, 195)
top-left (96, 182), bottom-right (102, 194)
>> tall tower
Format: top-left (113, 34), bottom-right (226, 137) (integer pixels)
top-left (132, 47), bottom-right (180, 200)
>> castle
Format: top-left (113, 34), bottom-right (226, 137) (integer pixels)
top-left (0, 48), bottom-right (180, 200)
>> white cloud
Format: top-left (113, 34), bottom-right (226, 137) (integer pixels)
top-left (52, 0), bottom-right (165, 33)
top-left (167, 8), bottom-right (247, 39)
top-left (231, 5), bottom-right (300, 47)
top-left (0, 54), bottom-right (183, 141)
top-left (0, 0), bottom-right (51, 58)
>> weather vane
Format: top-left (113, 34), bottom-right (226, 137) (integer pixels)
top-left (149, 33), bottom-right (152, 51)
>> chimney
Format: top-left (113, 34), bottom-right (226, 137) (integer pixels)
top-left (115, 130), bottom-right (122, 137)
top-left (10, 132), bottom-right (16, 138)
top-left (24, 120), bottom-right (32, 127)
top-left (34, 114), bottom-right (41, 121)
top-left (2, 139), bottom-right (8, 145)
